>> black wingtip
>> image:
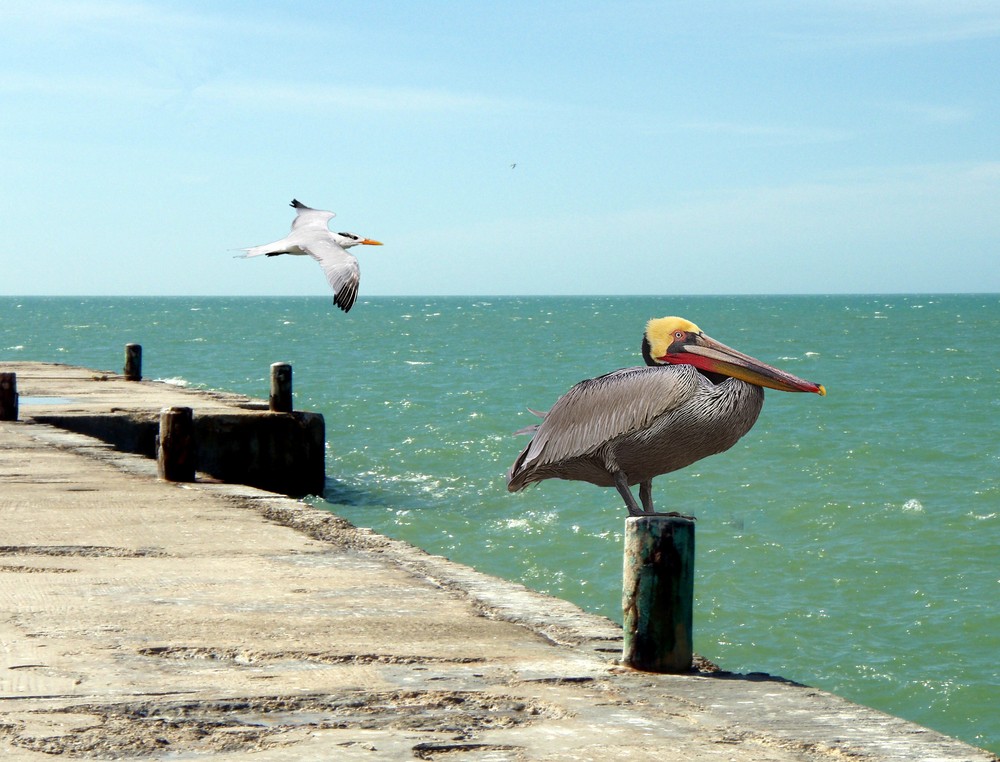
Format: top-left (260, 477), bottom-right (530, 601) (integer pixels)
top-left (333, 283), bottom-right (358, 313)
top-left (290, 199), bottom-right (307, 209)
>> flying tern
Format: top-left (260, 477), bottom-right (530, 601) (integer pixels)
top-left (239, 199), bottom-right (382, 312)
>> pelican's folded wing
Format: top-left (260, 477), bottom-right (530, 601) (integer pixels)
top-left (515, 365), bottom-right (702, 470)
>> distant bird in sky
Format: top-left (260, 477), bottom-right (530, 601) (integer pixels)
top-left (238, 199), bottom-right (382, 312)
top-left (507, 316), bottom-right (825, 517)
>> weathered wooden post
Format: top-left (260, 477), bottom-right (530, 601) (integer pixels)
top-left (0, 372), bottom-right (17, 421)
top-left (124, 343), bottom-right (142, 381)
top-left (157, 406), bottom-right (195, 482)
top-left (622, 515), bottom-right (695, 672)
top-left (269, 362), bottom-right (293, 413)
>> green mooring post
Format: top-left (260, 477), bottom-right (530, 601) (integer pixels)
top-left (622, 515), bottom-right (695, 672)
top-left (124, 343), bottom-right (142, 381)
top-left (0, 372), bottom-right (17, 421)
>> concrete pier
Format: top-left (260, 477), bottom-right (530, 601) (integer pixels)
top-left (7, 362), bottom-right (324, 497)
top-left (1, 362), bottom-right (996, 761)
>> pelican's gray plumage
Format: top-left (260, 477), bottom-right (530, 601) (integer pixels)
top-left (507, 316), bottom-right (825, 516)
top-left (239, 199), bottom-right (382, 312)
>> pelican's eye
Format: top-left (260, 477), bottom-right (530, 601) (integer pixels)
top-left (673, 330), bottom-right (685, 340)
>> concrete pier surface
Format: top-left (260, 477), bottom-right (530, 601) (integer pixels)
top-left (1, 363), bottom-right (995, 761)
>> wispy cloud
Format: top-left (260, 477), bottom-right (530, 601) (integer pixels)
top-left (2, 0), bottom-right (209, 29)
top-left (674, 120), bottom-right (853, 144)
top-left (616, 160), bottom-right (1000, 262)
top-left (0, 67), bottom-right (541, 120)
top-left (193, 81), bottom-right (533, 116)
top-left (0, 2), bottom-right (539, 118)
top-left (772, 0), bottom-right (1000, 50)
top-left (882, 101), bottom-right (973, 125)
top-left (0, 71), bottom-right (171, 102)
top-left (0, 0), bottom-right (324, 42)
top-left (388, 161), bottom-right (1000, 295)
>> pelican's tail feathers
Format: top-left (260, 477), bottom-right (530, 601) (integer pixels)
top-left (506, 452), bottom-right (536, 493)
top-left (512, 406), bottom-right (548, 437)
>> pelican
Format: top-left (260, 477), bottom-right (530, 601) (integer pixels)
top-left (239, 199), bottom-right (382, 312)
top-left (507, 316), bottom-right (825, 516)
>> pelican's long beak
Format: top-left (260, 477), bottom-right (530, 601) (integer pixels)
top-left (660, 333), bottom-right (826, 395)
top-left (360, 238), bottom-right (383, 246)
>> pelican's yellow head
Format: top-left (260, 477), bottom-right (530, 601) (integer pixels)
top-left (642, 316), bottom-right (701, 366)
top-left (641, 314), bottom-right (826, 395)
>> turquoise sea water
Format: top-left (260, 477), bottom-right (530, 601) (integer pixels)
top-left (2, 294), bottom-right (998, 753)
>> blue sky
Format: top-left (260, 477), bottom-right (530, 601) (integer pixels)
top-left (2, 1), bottom-right (998, 297)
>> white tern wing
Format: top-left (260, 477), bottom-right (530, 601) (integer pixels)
top-left (304, 237), bottom-right (360, 312)
top-left (290, 200), bottom-right (336, 233)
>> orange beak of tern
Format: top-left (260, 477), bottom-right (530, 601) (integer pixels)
top-left (360, 239), bottom-right (383, 246)
top-left (659, 332), bottom-right (826, 395)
